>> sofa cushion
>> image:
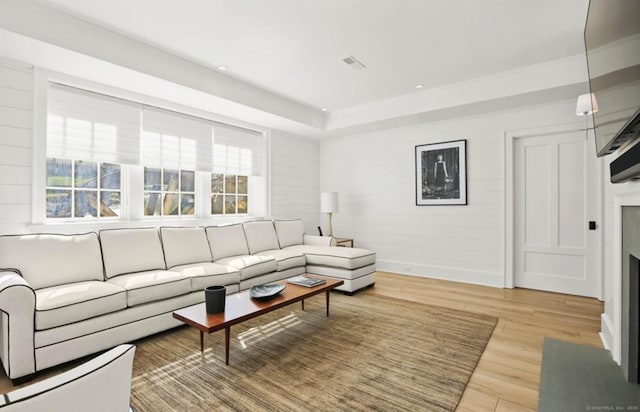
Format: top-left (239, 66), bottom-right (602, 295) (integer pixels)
top-left (306, 263), bottom-right (376, 281)
top-left (243, 221), bottom-right (280, 254)
top-left (205, 224), bottom-right (250, 261)
top-left (160, 227), bottom-right (212, 268)
top-left (284, 245), bottom-right (376, 270)
top-left (274, 219), bottom-right (305, 248)
top-left (35, 281), bottom-right (126, 330)
top-left (215, 255), bottom-right (277, 281)
top-left (100, 228), bottom-right (166, 278)
top-left (255, 249), bottom-right (306, 272)
top-left (106, 270), bottom-right (190, 306)
top-left (0, 233), bottom-right (104, 290)
top-left (170, 262), bottom-right (240, 291)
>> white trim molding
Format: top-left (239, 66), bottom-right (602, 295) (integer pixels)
top-left (377, 259), bottom-right (504, 288)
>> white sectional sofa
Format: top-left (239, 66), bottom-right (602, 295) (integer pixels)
top-left (0, 219), bottom-right (375, 380)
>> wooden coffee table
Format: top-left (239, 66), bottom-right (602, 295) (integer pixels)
top-left (172, 276), bottom-right (344, 365)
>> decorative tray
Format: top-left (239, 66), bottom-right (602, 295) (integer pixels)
top-left (250, 284), bottom-right (286, 299)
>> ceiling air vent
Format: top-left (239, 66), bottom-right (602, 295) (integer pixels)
top-left (342, 55), bottom-right (366, 70)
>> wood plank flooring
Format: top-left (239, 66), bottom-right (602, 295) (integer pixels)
top-left (367, 271), bottom-right (604, 412)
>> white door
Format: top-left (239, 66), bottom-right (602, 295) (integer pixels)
top-left (514, 131), bottom-right (599, 297)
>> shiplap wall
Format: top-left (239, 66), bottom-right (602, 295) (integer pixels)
top-left (0, 59), bottom-right (32, 234)
top-left (0, 59), bottom-right (321, 235)
top-left (320, 99), bottom-right (580, 287)
top-left (270, 132), bottom-right (320, 234)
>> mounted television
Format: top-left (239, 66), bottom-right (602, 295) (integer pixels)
top-left (584, 0), bottom-right (640, 158)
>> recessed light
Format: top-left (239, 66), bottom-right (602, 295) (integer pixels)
top-left (218, 65), bottom-right (228, 71)
top-left (415, 84), bottom-right (424, 89)
top-left (321, 108), bottom-right (328, 112)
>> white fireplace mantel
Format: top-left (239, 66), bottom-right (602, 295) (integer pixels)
top-left (605, 191), bottom-right (640, 364)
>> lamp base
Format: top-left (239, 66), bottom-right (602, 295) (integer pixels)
top-left (328, 212), bottom-right (333, 237)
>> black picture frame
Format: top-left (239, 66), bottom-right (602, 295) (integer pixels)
top-left (415, 139), bottom-right (467, 206)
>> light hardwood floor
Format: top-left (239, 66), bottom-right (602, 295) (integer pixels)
top-left (368, 271), bottom-right (604, 412)
top-left (0, 271), bottom-right (604, 411)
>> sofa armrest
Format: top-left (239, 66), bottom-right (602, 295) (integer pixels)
top-left (0, 271), bottom-right (36, 379)
top-left (303, 234), bottom-right (337, 247)
top-left (0, 344), bottom-right (136, 411)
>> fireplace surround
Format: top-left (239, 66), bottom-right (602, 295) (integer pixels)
top-left (622, 206), bottom-right (640, 382)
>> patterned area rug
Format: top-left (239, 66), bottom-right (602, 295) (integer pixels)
top-left (131, 293), bottom-right (497, 411)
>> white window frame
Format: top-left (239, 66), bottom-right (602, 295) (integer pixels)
top-left (44, 159), bottom-right (122, 220)
top-left (211, 173), bottom-right (251, 216)
top-left (31, 69), bottom-right (270, 230)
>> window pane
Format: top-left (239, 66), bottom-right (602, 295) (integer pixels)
top-left (181, 194), bottom-right (195, 215)
top-left (163, 193), bottom-right (179, 215)
top-left (74, 161), bottom-right (98, 188)
top-left (225, 175), bottom-right (236, 194)
top-left (181, 170), bottom-right (195, 192)
top-left (237, 176), bottom-right (248, 194)
top-left (46, 189), bottom-right (71, 218)
top-left (163, 169), bottom-right (179, 192)
top-left (224, 195), bottom-right (236, 214)
top-left (211, 194), bottom-right (223, 214)
top-left (100, 163), bottom-right (121, 190)
top-left (211, 173), bottom-right (224, 194)
top-left (46, 159), bottom-right (72, 187)
top-left (237, 195), bottom-right (248, 214)
top-left (75, 190), bottom-right (97, 218)
top-left (144, 192), bottom-right (162, 216)
top-left (144, 168), bottom-right (162, 191)
top-left (100, 191), bottom-right (120, 217)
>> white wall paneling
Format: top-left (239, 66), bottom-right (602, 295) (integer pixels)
top-left (321, 99), bottom-right (584, 287)
top-left (0, 57), bottom-right (321, 235)
top-left (270, 132), bottom-right (320, 234)
top-left (0, 59), bottom-right (33, 234)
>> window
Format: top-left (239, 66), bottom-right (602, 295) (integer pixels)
top-left (43, 82), bottom-right (265, 223)
top-left (211, 174), bottom-right (248, 215)
top-left (144, 168), bottom-right (195, 216)
top-left (46, 159), bottom-right (121, 218)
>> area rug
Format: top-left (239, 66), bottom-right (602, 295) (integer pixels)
top-left (539, 338), bottom-right (640, 411)
top-left (130, 293), bottom-right (497, 411)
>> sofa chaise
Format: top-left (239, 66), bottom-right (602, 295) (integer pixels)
top-left (0, 219), bottom-right (375, 380)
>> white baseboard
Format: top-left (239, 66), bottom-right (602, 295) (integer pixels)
top-left (376, 259), bottom-right (504, 288)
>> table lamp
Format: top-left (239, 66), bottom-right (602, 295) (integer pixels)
top-left (320, 192), bottom-right (339, 237)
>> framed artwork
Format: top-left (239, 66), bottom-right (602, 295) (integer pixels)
top-left (415, 139), bottom-right (467, 206)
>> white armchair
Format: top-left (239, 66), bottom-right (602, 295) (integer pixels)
top-left (0, 344), bottom-right (136, 412)
top-left (0, 271), bottom-right (36, 380)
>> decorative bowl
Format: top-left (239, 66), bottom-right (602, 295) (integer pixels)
top-left (250, 284), bottom-right (286, 299)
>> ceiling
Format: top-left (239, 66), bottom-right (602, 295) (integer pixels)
top-left (35, 0), bottom-right (588, 110)
top-left (0, 0), bottom-right (592, 136)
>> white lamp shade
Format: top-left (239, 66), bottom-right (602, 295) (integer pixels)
top-left (320, 192), bottom-right (339, 213)
top-left (576, 93), bottom-right (599, 116)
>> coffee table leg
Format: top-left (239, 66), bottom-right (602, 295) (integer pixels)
top-left (225, 326), bottom-right (230, 365)
top-left (301, 299), bottom-right (305, 311)
top-left (200, 331), bottom-right (204, 353)
top-left (326, 290), bottom-right (330, 317)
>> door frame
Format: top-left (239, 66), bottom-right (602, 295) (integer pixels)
top-left (504, 122), bottom-right (603, 300)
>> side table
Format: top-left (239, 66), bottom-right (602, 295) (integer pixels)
top-left (335, 237), bottom-right (354, 247)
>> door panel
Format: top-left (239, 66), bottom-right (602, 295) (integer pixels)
top-left (514, 131), bottom-right (597, 297)
top-left (558, 140), bottom-right (586, 248)
top-left (524, 144), bottom-right (550, 246)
